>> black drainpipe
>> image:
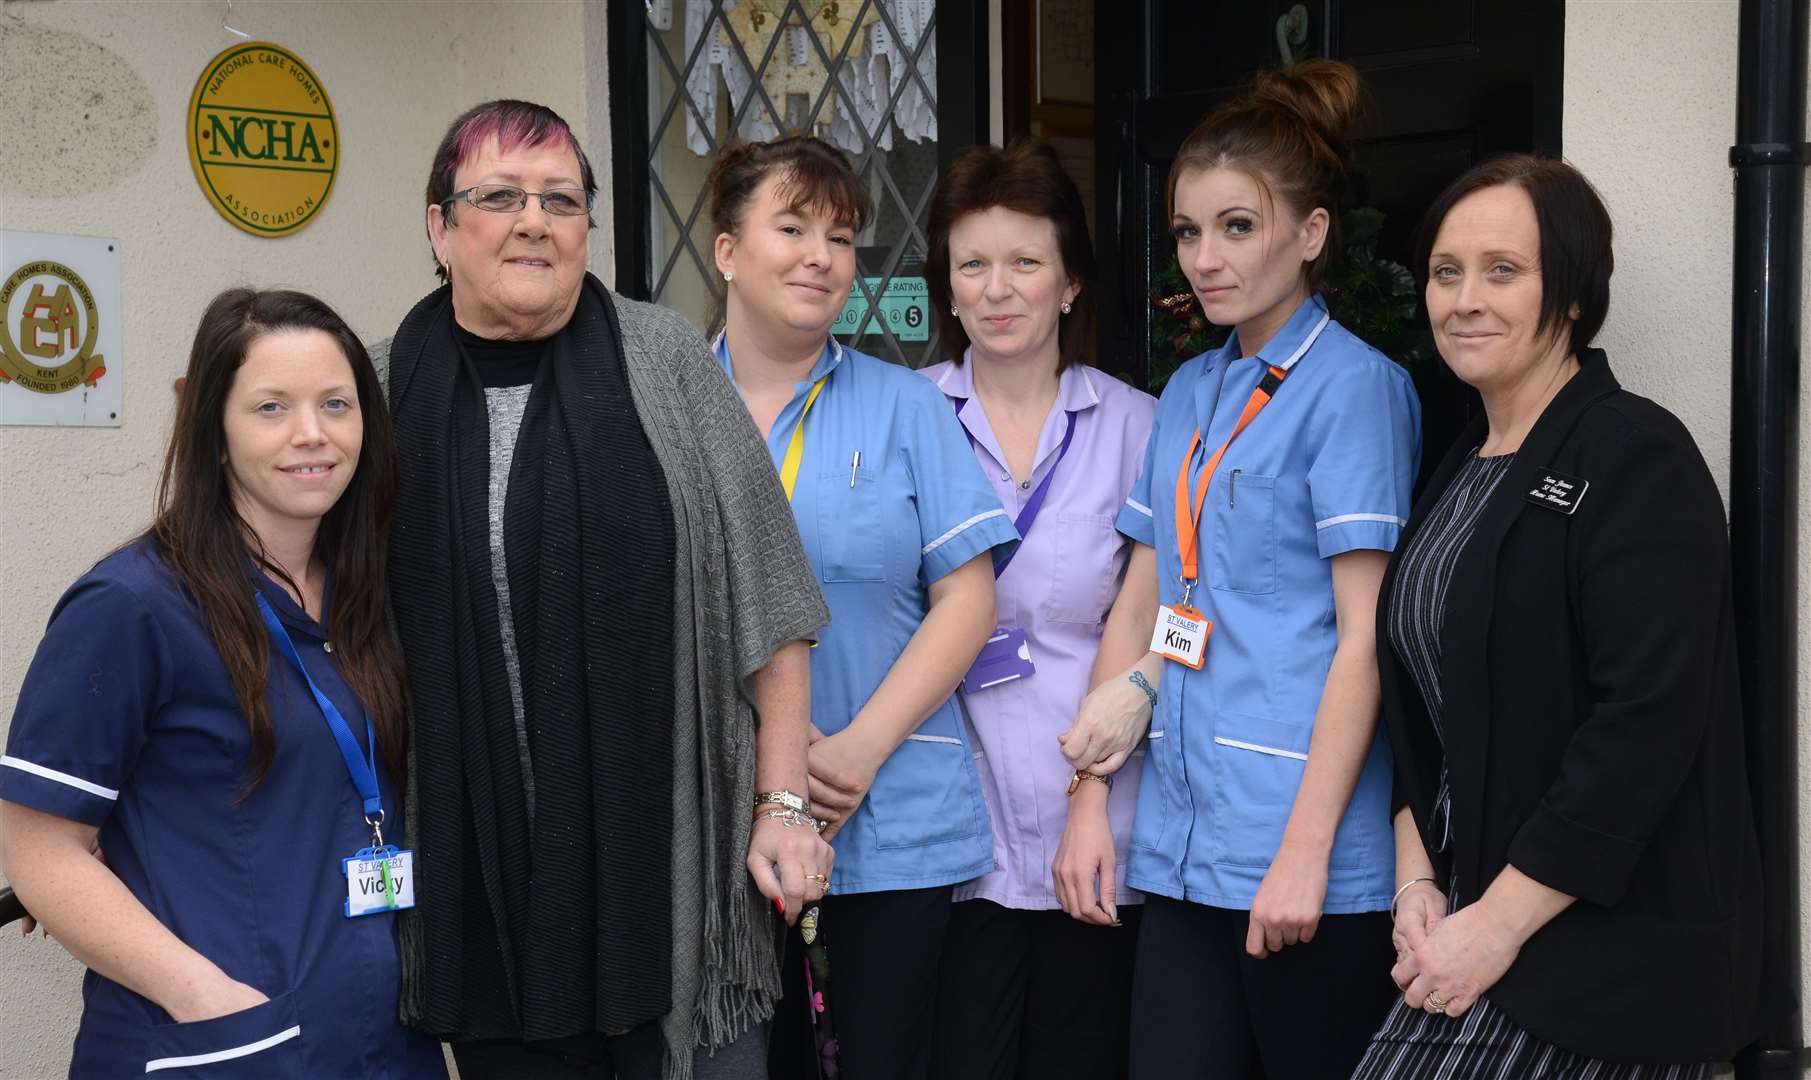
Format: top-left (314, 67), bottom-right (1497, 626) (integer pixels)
top-left (1731, 0), bottom-right (1808, 1076)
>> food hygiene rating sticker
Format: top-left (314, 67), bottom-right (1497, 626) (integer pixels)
top-left (187, 42), bottom-right (339, 238)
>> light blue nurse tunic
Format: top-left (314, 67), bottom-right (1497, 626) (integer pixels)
top-left (1114, 294), bottom-right (1421, 912)
top-left (715, 337), bottom-right (1020, 894)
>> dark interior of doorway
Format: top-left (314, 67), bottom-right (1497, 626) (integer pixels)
top-left (1002, 0), bottom-right (1565, 481)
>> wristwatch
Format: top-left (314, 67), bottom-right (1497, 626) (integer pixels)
top-left (753, 790), bottom-right (810, 814)
top-left (1067, 770), bottom-right (1113, 796)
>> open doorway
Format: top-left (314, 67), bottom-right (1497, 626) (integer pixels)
top-left (1001, 0), bottom-right (1564, 460)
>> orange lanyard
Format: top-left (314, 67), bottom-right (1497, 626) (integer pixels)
top-left (1173, 364), bottom-right (1290, 605)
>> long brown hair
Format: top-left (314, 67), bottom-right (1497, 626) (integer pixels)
top-left (1168, 59), bottom-right (1364, 290)
top-left (152, 289), bottom-right (406, 793)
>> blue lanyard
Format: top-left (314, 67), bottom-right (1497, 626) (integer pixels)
top-left (953, 398), bottom-right (1078, 578)
top-left (254, 592), bottom-right (384, 830)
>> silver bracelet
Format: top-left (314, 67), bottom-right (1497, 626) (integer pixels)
top-left (1390, 877), bottom-right (1440, 920)
top-left (755, 807), bottom-right (825, 833)
top-left (1128, 670), bottom-right (1158, 708)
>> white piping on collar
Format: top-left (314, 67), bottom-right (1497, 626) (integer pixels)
top-left (1078, 366), bottom-right (1102, 406)
top-left (1275, 310), bottom-right (1331, 372)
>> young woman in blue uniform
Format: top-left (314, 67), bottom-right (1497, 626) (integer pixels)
top-left (1059, 62), bottom-right (1422, 1077)
top-left (0, 290), bottom-right (445, 1079)
top-left (706, 136), bottom-right (1017, 1080)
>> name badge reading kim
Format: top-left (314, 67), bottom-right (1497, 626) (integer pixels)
top-left (343, 846), bottom-right (416, 918)
top-left (1152, 604), bottom-right (1211, 669)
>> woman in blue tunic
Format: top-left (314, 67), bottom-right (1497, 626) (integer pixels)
top-left (1058, 62), bottom-right (1422, 1077)
top-left (0, 289), bottom-right (445, 1079)
top-left (705, 136), bottom-right (1018, 1080)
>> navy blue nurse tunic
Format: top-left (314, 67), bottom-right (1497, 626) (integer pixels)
top-left (0, 539), bottom-right (446, 1079)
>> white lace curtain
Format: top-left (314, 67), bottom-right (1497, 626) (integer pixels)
top-left (667, 0), bottom-right (939, 157)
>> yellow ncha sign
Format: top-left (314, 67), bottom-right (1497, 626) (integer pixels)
top-left (187, 42), bottom-right (339, 238)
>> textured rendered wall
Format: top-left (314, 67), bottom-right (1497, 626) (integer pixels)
top-left (0, 1), bottom-right (599, 1074)
top-left (1564, 0), bottom-right (1811, 1066)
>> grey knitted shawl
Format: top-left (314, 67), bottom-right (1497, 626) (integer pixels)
top-left (371, 294), bottom-right (829, 1078)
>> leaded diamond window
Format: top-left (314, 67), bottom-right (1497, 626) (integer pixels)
top-left (634, 0), bottom-right (951, 366)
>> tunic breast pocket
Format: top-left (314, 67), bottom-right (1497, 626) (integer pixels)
top-left (1209, 471), bottom-right (1277, 595)
top-left (1045, 512), bottom-right (1123, 625)
top-left (816, 467), bottom-right (890, 582)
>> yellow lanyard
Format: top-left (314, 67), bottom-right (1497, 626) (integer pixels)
top-left (778, 376), bottom-right (828, 501)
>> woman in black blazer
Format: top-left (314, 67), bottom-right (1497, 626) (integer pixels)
top-left (1349, 155), bottom-right (1765, 1078)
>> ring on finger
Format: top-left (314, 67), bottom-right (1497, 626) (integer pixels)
top-left (1424, 994), bottom-right (1448, 1015)
top-left (805, 873), bottom-right (829, 892)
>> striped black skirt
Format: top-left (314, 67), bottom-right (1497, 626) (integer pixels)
top-left (1351, 997), bottom-right (1713, 1080)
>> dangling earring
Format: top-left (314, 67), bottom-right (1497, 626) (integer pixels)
top-left (723, 271), bottom-right (734, 283)
top-left (950, 305), bottom-right (959, 316)
top-left (1061, 300), bottom-right (1073, 315)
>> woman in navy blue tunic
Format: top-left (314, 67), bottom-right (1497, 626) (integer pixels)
top-left (0, 290), bottom-right (446, 1079)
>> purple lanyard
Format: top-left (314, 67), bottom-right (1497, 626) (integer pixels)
top-left (954, 397), bottom-right (1078, 578)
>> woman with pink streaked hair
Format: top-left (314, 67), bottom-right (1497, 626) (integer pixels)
top-left (372, 99), bottom-right (831, 1079)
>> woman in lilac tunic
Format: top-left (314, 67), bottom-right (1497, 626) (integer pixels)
top-left (920, 140), bottom-right (1157, 1080)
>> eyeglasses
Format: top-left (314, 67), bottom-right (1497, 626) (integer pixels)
top-left (442, 184), bottom-right (593, 217)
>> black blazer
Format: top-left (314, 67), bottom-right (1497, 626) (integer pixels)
top-left (1378, 349), bottom-right (1764, 1063)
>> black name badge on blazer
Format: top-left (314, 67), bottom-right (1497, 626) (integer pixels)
top-left (1524, 468), bottom-right (1590, 515)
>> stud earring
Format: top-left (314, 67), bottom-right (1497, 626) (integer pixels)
top-left (723, 271), bottom-right (734, 283)
top-left (950, 305), bottom-right (959, 317)
top-left (1061, 300), bottom-right (1073, 315)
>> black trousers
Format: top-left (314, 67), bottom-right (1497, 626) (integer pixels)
top-left (453, 1029), bottom-right (666, 1080)
top-left (454, 1024), bottom-right (766, 1080)
top-left (930, 898), bottom-right (1142, 1080)
top-left (769, 885), bottom-right (952, 1080)
top-left (1128, 895), bottom-right (1396, 1080)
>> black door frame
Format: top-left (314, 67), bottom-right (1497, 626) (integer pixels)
top-left (1093, 0), bottom-right (1565, 388)
top-left (608, 0), bottom-right (990, 302)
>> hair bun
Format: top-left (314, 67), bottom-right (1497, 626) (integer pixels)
top-left (1250, 59), bottom-right (1363, 156)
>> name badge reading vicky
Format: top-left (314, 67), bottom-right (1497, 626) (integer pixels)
top-left (344, 846), bottom-right (417, 918)
top-left (1152, 604), bottom-right (1211, 669)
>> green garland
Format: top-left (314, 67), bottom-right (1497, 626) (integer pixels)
top-left (1147, 207), bottom-right (1434, 393)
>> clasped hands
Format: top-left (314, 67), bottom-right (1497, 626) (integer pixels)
top-left (1388, 882), bottom-right (1520, 1018)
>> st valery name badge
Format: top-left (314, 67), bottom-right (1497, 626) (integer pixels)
top-left (187, 42), bottom-right (339, 238)
top-left (0, 231), bottom-right (123, 426)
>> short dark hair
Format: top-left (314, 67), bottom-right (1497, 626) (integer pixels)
top-left (1413, 153), bottom-right (1613, 357)
top-left (703, 136), bottom-right (872, 335)
top-left (927, 139), bottom-right (1097, 370)
top-left (424, 100), bottom-right (598, 282)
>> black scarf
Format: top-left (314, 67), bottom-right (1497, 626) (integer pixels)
top-left (389, 275), bottom-right (677, 1041)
